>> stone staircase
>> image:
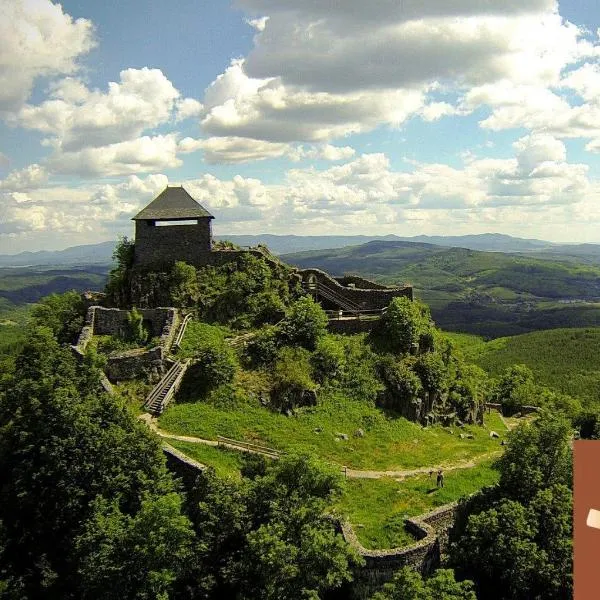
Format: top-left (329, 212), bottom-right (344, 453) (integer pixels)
top-left (144, 360), bottom-right (190, 415)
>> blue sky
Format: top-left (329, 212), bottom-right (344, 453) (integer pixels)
top-left (2, 0), bottom-right (600, 252)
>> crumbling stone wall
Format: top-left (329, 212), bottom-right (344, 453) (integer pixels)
top-left (73, 306), bottom-right (180, 382)
top-left (339, 502), bottom-right (459, 599)
top-left (299, 268), bottom-right (413, 310)
top-left (335, 275), bottom-right (390, 290)
top-left (105, 346), bottom-right (166, 382)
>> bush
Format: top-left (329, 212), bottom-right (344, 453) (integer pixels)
top-left (169, 261), bottom-right (200, 307)
top-left (30, 291), bottom-right (85, 345)
top-left (370, 297), bottom-right (434, 355)
top-left (243, 326), bottom-right (280, 367)
top-left (376, 355), bottom-right (423, 412)
top-left (270, 347), bottom-right (317, 413)
top-left (177, 322), bottom-right (238, 398)
top-left (279, 296), bottom-right (328, 351)
top-left (311, 336), bottom-right (346, 383)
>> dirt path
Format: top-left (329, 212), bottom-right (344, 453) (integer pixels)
top-left (140, 414), bottom-right (502, 479)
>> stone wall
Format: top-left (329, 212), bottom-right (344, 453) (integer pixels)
top-left (73, 306), bottom-right (180, 382)
top-left (335, 275), bottom-right (390, 290)
top-left (339, 502), bottom-right (458, 599)
top-left (299, 268), bottom-right (413, 310)
top-left (134, 219), bottom-right (212, 268)
top-left (327, 317), bottom-right (381, 334)
top-left (162, 443), bottom-right (206, 489)
top-left (105, 346), bottom-right (166, 382)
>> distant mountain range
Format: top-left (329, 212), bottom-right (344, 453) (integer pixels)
top-left (1, 233), bottom-right (597, 267)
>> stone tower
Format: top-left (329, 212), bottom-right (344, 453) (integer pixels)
top-left (132, 185), bottom-right (214, 269)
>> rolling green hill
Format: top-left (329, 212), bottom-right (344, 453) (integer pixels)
top-left (284, 241), bottom-right (600, 337)
top-left (447, 328), bottom-right (600, 406)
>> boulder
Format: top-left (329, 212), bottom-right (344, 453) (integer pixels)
top-left (490, 431), bottom-right (500, 438)
top-left (354, 428), bottom-right (365, 438)
top-left (336, 432), bottom-right (349, 441)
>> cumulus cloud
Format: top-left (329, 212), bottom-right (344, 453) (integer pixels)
top-left (46, 134), bottom-right (182, 177)
top-left (196, 0), bottom-right (599, 148)
top-left (2, 137), bottom-right (597, 248)
top-left (18, 69), bottom-right (181, 151)
top-left (0, 0), bottom-right (95, 115)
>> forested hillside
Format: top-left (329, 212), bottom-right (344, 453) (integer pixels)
top-left (285, 241), bottom-right (600, 337)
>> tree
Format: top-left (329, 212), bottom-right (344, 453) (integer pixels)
top-left (105, 236), bottom-right (135, 307)
top-left (270, 347), bottom-right (317, 412)
top-left (371, 567), bottom-right (476, 600)
top-left (492, 364), bottom-right (536, 416)
top-left (279, 296), bottom-right (328, 351)
top-left (310, 335), bottom-right (346, 383)
top-left (450, 413), bottom-right (573, 600)
top-left (495, 411), bottom-right (572, 504)
top-left (371, 297), bottom-right (433, 355)
top-left (0, 327), bottom-right (193, 598)
top-left (169, 261), bottom-right (200, 307)
top-left (376, 355), bottom-right (423, 413)
top-left (30, 290), bottom-right (85, 345)
top-left (125, 307), bottom-right (149, 345)
top-left (188, 454), bottom-right (359, 600)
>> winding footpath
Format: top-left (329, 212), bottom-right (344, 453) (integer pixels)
top-left (139, 413), bottom-right (503, 480)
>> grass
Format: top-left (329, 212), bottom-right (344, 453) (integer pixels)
top-left (164, 439), bottom-right (244, 479)
top-left (448, 328), bottom-right (600, 405)
top-left (336, 460), bottom-right (499, 550)
top-left (159, 388), bottom-right (508, 471)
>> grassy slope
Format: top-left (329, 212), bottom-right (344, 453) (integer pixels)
top-left (284, 242), bottom-right (600, 338)
top-left (336, 460), bottom-right (499, 550)
top-left (447, 328), bottom-right (600, 406)
top-left (159, 388), bottom-right (508, 471)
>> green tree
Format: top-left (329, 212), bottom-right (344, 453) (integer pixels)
top-left (270, 347), bottom-right (317, 412)
top-left (376, 355), bottom-right (423, 413)
top-left (492, 364), bottom-right (536, 416)
top-left (125, 307), bottom-right (149, 345)
top-left (30, 290), bottom-right (85, 345)
top-left (279, 296), bottom-right (328, 351)
top-left (311, 335), bottom-right (346, 383)
top-left (0, 327), bottom-right (192, 598)
top-left (371, 567), bottom-right (476, 600)
top-left (188, 454), bottom-right (359, 599)
top-left (371, 297), bottom-right (433, 355)
top-left (105, 236), bottom-right (135, 307)
top-left (450, 413), bottom-right (573, 600)
top-left (169, 261), bottom-right (200, 307)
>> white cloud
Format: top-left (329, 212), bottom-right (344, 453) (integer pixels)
top-left (0, 0), bottom-right (95, 115)
top-left (18, 68), bottom-right (180, 151)
top-left (0, 164), bottom-right (48, 191)
top-left (47, 135), bottom-right (182, 177)
top-left (196, 0), bottom-right (599, 150)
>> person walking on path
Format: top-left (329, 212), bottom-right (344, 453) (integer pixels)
top-left (436, 469), bottom-right (444, 488)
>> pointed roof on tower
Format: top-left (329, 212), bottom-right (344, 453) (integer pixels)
top-left (132, 185), bottom-right (214, 220)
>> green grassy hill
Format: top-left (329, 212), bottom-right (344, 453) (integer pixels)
top-left (284, 241), bottom-right (600, 337)
top-left (447, 327), bottom-right (600, 406)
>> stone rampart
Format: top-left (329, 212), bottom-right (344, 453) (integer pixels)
top-left (162, 443), bottom-right (206, 489)
top-left (299, 268), bottom-right (413, 310)
top-left (335, 275), bottom-right (390, 290)
top-left (327, 317), bottom-right (381, 334)
top-left (339, 502), bottom-right (458, 598)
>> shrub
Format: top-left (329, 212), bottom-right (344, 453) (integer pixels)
top-left (311, 335), bottom-right (346, 383)
top-left (278, 296), bottom-right (328, 351)
top-left (243, 326), bottom-right (280, 367)
top-left (270, 347), bottom-right (317, 413)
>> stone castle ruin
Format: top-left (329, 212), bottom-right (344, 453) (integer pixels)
top-left (131, 185), bottom-right (413, 316)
